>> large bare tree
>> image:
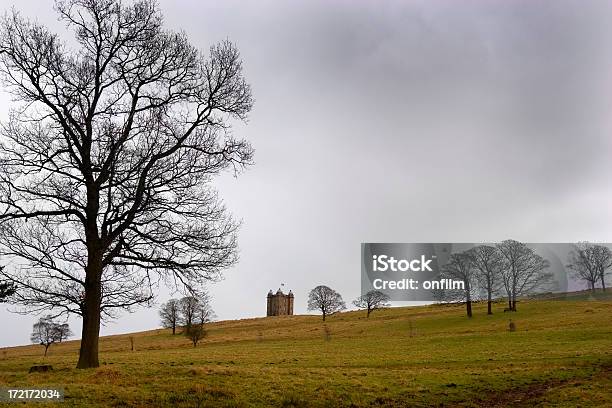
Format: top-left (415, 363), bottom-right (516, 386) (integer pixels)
top-left (496, 240), bottom-right (551, 311)
top-left (0, 0), bottom-right (252, 368)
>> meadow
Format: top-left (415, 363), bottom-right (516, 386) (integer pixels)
top-left (0, 293), bottom-right (610, 407)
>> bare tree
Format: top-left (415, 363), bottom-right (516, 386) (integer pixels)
top-left (467, 245), bottom-right (502, 315)
top-left (591, 245), bottom-right (612, 292)
top-left (52, 322), bottom-right (73, 343)
top-left (183, 294), bottom-right (213, 347)
top-left (307, 285), bottom-right (346, 321)
top-left (159, 299), bottom-right (181, 335)
top-left (440, 252), bottom-right (477, 318)
top-left (185, 323), bottom-right (206, 347)
top-left (30, 316), bottom-right (61, 356)
top-left (196, 295), bottom-right (215, 326)
top-left (179, 296), bottom-right (199, 331)
top-left (0, 0), bottom-right (252, 368)
top-left (567, 243), bottom-right (600, 292)
top-left (353, 290), bottom-right (390, 317)
top-left (497, 240), bottom-right (551, 311)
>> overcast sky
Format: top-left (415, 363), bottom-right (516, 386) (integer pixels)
top-left (1, 0), bottom-right (611, 348)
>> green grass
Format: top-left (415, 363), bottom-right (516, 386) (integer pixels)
top-left (0, 294), bottom-right (611, 407)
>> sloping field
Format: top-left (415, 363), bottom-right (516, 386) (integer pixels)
top-left (0, 295), bottom-right (610, 407)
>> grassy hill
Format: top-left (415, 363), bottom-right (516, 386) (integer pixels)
top-left (0, 294), bottom-right (611, 407)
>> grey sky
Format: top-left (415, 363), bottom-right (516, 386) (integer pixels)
top-left (1, 0), bottom-right (611, 347)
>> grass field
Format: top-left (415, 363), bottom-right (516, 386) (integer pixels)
top-left (0, 294), bottom-right (610, 407)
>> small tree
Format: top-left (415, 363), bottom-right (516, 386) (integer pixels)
top-left (307, 285), bottom-right (346, 321)
top-left (181, 293), bottom-right (213, 346)
top-left (353, 290), bottom-right (390, 317)
top-left (185, 323), bottom-right (206, 347)
top-left (30, 316), bottom-right (61, 357)
top-left (52, 322), bottom-right (73, 343)
top-left (159, 299), bottom-right (181, 335)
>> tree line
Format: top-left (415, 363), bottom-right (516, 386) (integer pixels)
top-left (439, 240), bottom-right (610, 318)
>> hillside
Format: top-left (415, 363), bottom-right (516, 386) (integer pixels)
top-left (0, 295), bottom-right (611, 407)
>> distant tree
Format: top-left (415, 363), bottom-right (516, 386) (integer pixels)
top-left (184, 293), bottom-right (213, 347)
top-left (185, 323), bottom-right (206, 347)
top-left (179, 293), bottom-right (213, 331)
top-left (468, 245), bottom-right (503, 315)
top-left (567, 243), bottom-right (600, 292)
top-left (196, 294), bottom-right (215, 326)
top-left (52, 322), bottom-right (73, 343)
top-left (179, 296), bottom-right (200, 331)
top-left (353, 290), bottom-right (390, 317)
top-left (30, 316), bottom-right (61, 357)
top-left (591, 245), bottom-right (612, 292)
top-left (497, 240), bottom-right (552, 311)
top-left (440, 252), bottom-right (477, 318)
top-left (307, 285), bottom-right (346, 321)
top-left (0, 0), bottom-right (253, 369)
top-left (159, 299), bottom-right (181, 335)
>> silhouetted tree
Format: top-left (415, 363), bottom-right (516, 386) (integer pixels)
top-left (30, 316), bottom-right (61, 356)
top-left (183, 294), bottom-right (213, 347)
top-left (0, 0), bottom-right (252, 368)
top-left (441, 252), bottom-right (477, 318)
top-left (591, 245), bottom-right (612, 292)
top-left (468, 245), bottom-right (503, 315)
top-left (52, 322), bottom-right (73, 343)
top-left (159, 299), bottom-right (181, 335)
top-left (353, 290), bottom-right (390, 317)
top-left (179, 296), bottom-right (199, 331)
top-left (567, 243), bottom-right (600, 292)
top-left (307, 285), bottom-right (346, 321)
top-left (497, 240), bottom-right (551, 311)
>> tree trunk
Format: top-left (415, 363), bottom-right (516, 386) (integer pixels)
top-left (601, 271), bottom-right (606, 292)
top-left (322, 310), bottom-right (326, 321)
top-left (508, 297), bottom-right (512, 310)
top-left (466, 300), bottom-right (472, 318)
top-left (44, 344), bottom-right (49, 357)
top-left (487, 290), bottom-right (492, 315)
top-left (77, 256), bottom-right (102, 369)
top-left (367, 307), bottom-right (371, 318)
top-left (172, 323), bottom-right (176, 335)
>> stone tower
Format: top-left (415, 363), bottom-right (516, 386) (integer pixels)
top-left (266, 288), bottom-right (294, 316)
